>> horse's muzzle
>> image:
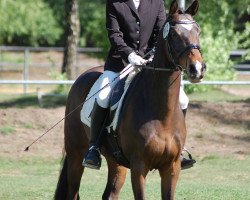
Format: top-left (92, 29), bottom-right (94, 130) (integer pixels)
top-left (187, 61), bottom-right (206, 83)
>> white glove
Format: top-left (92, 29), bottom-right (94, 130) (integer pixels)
top-left (128, 52), bottom-right (146, 66)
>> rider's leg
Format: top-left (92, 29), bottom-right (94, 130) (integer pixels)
top-left (179, 86), bottom-right (196, 170)
top-left (82, 71), bottom-right (119, 169)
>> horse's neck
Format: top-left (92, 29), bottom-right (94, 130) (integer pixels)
top-left (146, 43), bottom-right (181, 109)
top-left (141, 69), bottom-right (181, 118)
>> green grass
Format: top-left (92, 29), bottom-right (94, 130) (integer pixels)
top-left (0, 155), bottom-right (249, 200)
top-left (0, 93), bottom-right (67, 108)
top-left (0, 94), bottom-right (39, 108)
top-left (23, 123), bottom-right (34, 129)
top-left (188, 88), bottom-right (249, 102)
top-left (0, 157), bottom-right (60, 200)
top-left (0, 126), bottom-right (15, 135)
top-left (0, 52), bottom-right (24, 63)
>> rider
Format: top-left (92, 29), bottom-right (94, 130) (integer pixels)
top-left (82, 0), bottom-right (196, 170)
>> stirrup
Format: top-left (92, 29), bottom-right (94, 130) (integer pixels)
top-left (181, 148), bottom-right (196, 170)
top-left (82, 146), bottom-right (102, 170)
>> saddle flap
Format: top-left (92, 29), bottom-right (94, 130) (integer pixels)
top-left (110, 76), bottom-right (127, 110)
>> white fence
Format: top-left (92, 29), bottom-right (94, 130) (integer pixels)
top-left (1, 46), bottom-right (249, 94)
top-left (0, 46), bottom-right (103, 93)
top-left (0, 80), bottom-right (250, 85)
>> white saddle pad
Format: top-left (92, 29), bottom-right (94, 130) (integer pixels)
top-left (80, 69), bottom-right (139, 131)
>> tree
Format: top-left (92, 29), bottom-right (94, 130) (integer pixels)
top-left (61, 0), bottom-right (80, 79)
top-left (0, 0), bottom-right (62, 46)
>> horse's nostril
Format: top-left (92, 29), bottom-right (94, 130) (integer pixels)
top-left (202, 63), bottom-right (207, 71)
top-left (189, 64), bottom-right (197, 74)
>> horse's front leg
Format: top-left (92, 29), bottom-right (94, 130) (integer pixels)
top-left (102, 158), bottom-right (127, 200)
top-left (159, 160), bottom-right (180, 200)
top-left (130, 161), bottom-right (149, 200)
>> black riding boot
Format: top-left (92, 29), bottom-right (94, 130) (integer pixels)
top-left (181, 108), bottom-right (196, 170)
top-left (82, 101), bottom-right (108, 170)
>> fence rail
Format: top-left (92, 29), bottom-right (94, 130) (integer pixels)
top-left (1, 47), bottom-right (249, 94)
top-left (0, 46), bottom-right (104, 93)
top-left (0, 46), bottom-right (103, 53)
top-left (0, 80), bottom-right (250, 85)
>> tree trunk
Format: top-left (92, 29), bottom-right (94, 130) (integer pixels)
top-left (61, 0), bottom-right (80, 79)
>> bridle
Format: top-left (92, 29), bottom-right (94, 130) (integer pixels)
top-left (144, 17), bottom-right (201, 72)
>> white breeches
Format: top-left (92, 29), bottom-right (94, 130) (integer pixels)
top-left (94, 71), bottom-right (120, 108)
top-left (95, 70), bottom-right (189, 109)
top-left (179, 85), bottom-right (189, 109)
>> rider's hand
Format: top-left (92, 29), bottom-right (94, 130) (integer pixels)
top-left (128, 52), bottom-right (146, 66)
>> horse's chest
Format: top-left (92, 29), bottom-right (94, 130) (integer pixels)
top-left (139, 121), bottom-right (180, 155)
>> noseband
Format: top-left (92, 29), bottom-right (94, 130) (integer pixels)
top-left (144, 18), bottom-right (201, 72)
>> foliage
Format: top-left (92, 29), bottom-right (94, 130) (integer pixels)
top-left (184, 0), bottom-right (248, 93)
top-left (239, 22), bottom-right (250, 60)
top-left (0, 0), bottom-right (62, 46)
top-left (44, 0), bottom-right (66, 46)
top-left (47, 70), bottom-right (69, 94)
top-left (188, 88), bottom-right (250, 102)
top-left (79, 0), bottom-right (108, 57)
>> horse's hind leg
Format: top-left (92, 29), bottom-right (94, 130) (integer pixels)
top-left (159, 161), bottom-right (180, 200)
top-left (66, 154), bottom-right (85, 200)
top-left (64, 112), bottom-right (88, 199)
top-left (102, 158), bottom-right (127, 200)
top-left (54, 154), bottom-right (85, 200)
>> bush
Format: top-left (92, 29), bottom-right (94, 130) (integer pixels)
top-left (47, 70), bottom-right (69, 94)
top-left (184, 0), bottom-right (245, 93)
top-left (79, 1), bottom-right (108, 57)
top-left (0, 0), bottom-right (62, 46)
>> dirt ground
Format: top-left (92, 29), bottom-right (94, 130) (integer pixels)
top-left (0, 101), bottom-right (249, 160)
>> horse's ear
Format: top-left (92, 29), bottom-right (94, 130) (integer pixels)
top-left (185, 0), bottom-right (199, 16)
top-left (169, 0), bottom-right (179, 15)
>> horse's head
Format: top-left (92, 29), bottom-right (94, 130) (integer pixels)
top-left (161, 0), bottom-right (206, 83)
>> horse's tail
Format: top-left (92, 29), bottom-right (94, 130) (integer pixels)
top-left (54, 155), bottom-right (68, 200)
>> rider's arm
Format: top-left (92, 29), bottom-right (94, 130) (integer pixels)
top-left (148, 0), bottom-right (166, 49)
top-left (106, 0), bottom-right (133, 62)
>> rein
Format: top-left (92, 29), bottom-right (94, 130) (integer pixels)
top-left (143, 65), bottom-right (183, 72)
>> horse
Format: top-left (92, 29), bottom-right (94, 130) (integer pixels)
top-left (54, 0), bottom-right (206, 199)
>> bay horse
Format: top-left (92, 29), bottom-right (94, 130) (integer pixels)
top-left (54, 0), bottom-right (206, 199)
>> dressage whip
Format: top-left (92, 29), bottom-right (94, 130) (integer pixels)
top-left (24, 49), bottom-right (154, 151)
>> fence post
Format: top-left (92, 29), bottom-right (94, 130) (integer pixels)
top-left (23, 49), bottom-right (29, 94)
top-left (178, 0), bottom-right (185, 10)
